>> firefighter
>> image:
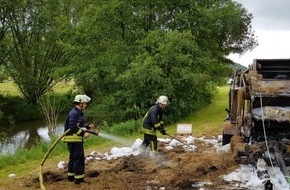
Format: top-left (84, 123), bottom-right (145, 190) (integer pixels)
top-left (141, 95), bottom-right (169, 156)
top-left (63, 94), bottom-right (96, 184)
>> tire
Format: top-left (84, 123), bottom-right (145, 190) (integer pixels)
top-left (222, 131), bottom-right (233, 146)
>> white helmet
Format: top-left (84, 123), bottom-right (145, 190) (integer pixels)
top-left (74, 94), bottom-right (91, 103)
top-left (156, 95), bottom-right (169, 105)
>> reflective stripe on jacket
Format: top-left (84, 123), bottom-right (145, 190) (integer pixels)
top-left (142, 105), bottom-right (164, 135)
top-left (62, 134), bottom-right (83, 143)
top-left (63, 107), bottom-right (87, 143)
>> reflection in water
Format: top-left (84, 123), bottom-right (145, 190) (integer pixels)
top-left (0, 115), bottom-right (66, 155)
top-left (0, 115), bottom-right (129, 155)
top-left (0, 124), bottom-right (64, 155)
top-left (37, 124), bottom-right (64, 142)
top-left (0, 131), bottom-right (29, 154)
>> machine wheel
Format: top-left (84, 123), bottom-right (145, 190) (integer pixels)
top-left (222, 131), bottom-right (233, 146)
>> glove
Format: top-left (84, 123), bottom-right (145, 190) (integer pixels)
top-left (159, 126), bottom-right (167, 135)
top-left (160, 129), bottom-right (167, 135)
top-left (85, 124), bottom-right (95, 130)
top-left (84, 132), bottom-right (91, 138)
top-left (93, 129), bottom-right (99, 136)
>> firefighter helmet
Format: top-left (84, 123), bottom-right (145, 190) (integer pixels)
top-left (74, 94), bottom-right (91, 103)
top-left (156, 95), bottom-right (169, 105)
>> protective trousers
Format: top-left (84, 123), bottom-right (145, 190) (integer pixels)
top-left (141, 133), bottom-right (157, 151)
top-left (67, 142), bottom-right (85, 181)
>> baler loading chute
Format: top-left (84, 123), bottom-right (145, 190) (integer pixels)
top-left (223, 59), bottom-right (290, 188)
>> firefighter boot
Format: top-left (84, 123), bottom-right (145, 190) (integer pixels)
top-left (74, 178), bottom-right (84, 184)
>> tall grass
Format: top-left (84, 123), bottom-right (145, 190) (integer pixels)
top-left (0, 85), bottom-right (229, 180)
top-left (103, 119), bottom-right (142, 137)
top-left (0, 79), bottom-right (75, 96)
top-left (103, 86), bottom-right (229, 139)
top-left (0, 134), bottom-right (117, 179)
top-left (165, 86), bottom-right (229, 137)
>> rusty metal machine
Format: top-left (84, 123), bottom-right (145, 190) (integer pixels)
top-left (223, 59), bottom-right (290, 188)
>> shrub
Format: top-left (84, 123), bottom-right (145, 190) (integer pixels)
top-left (103, 119), bottom-right (142, 136)
top-left (0, 92), bottom-right (72, 125)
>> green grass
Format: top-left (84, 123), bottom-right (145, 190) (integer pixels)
top-left (0, 135), bottom-right (120, 180)
top-left (0, 79), bottom-right (75, 96)
top-left (0, 80), bottom-right (21, 96)
top-left (0, 85), bottom-right (230, 182)
top-left (106, 86), bottom-right (229, 139)
top-left (165, 86), bottom-right (229, 137)
top-left (51, 80), bottom-right (75, 94)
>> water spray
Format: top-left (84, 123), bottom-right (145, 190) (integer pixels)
top-left (98, 132), bottom-right (132, 146)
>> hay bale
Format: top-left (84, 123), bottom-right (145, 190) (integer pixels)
top-left (251, 80), bottom-right (290, 93)
top-left (230, 135), bottom-right (245, 160)
top-left (248, 70), bottom-right (263, 84)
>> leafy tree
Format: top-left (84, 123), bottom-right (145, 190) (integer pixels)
top-left (1, 0), bottom-right (257, 124)
top-left (0, 0), bottom-right (82, 103)
top-left (0, 0), bottom-right (11, 66)
top-left (115, 30), bottom-right (221, 121)
top-left (72, 0), bottom-right (256, 124)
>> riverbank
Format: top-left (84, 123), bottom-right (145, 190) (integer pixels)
top-left (0, 86), bottom-right (229, 186)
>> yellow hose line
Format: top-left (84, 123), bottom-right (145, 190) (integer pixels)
top-left (39, 129), bottom-right (71, 190)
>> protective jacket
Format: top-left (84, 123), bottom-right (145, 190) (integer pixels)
top-left (142, 105), bottom-right (164, 135)
top-left (63, 107), bottom-right (87, 142)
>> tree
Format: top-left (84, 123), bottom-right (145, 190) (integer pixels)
top-left (0, 0), bottom-right (11, 66)
top-left (116, 30), bottom-right (228, 121)
top-left (71, 0), bottom-right (256, 123)
top-left (1, 0), bottom-right (83, 103)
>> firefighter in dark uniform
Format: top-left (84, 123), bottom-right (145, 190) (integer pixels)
top-left (141, 95), bottom-right (169, 156)
top-left (63, 94), bottom-right (97, 184)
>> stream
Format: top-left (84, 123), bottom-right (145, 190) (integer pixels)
top-left (0, 115), bottom-right (132, 155)
top-left (0, 115), bottom-right (66, 155)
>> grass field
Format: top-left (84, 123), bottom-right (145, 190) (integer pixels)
top-left (0, 85), bottom-right (230, 182)
top-left (0, 80), bottom-right (21, 96)
top-left (0, 79), bottom-right (75, 96)
top-left (165, 86), bottom-right (229, 137)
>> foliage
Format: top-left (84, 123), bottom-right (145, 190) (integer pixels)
top-left (230, 62), bottom-right (248, 72)
top-left (0, 0), bottom-right (257, 126)
top-left (0, 94), bottom-right (40, 125)
top-left (71, 0), bottom-right (256, 125)
top-left (0, 0), bottom-right (81, 104)
top-left (0, 86), bottom-right (231, 177)
top-left (102, 119), bottom-right (142, 136)
top-left (38, 93), bottom-right (66, 134)
top-left (0, 65), bottom-right (7, 82)
top-left (174, 85), bottom-right (230, 137)
top-left (0, 92), bottom-right (72, 125)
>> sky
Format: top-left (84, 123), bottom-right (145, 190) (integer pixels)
top-left (228, 0), bottom-right (290, 67)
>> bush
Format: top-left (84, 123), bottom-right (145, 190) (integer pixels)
top-left (0, 92), bottom-right (73, 125)
top-left (102, 119), bottom-right (142, 136)
top-left (0, 94), bottom-right (40, 125)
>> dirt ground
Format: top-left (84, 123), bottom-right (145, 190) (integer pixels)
top-left (1, 138), bottom-right (240, 190)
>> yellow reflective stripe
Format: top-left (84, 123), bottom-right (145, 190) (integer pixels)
top-left (76, 128), bottom-right (83, 135)
top-left (142, 111), bottom-right (149, 127)
top-left (154, 123), bottom-right (161, 128)
top-left (75, 174), bottom-right (85, 179)
top-left (68, 173), bottom-right (74, 176)
top-left (150, 142), bottom-right (154, 151)
top-left (142, 127), bottom-right (156, 135)
top-left (62, 134), bottom-right (83, 142)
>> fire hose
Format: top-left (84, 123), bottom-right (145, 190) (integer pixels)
top-left (39, 129), bottom-right (98, 190)
top-left (165, 133), bottom-right (193, 149)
